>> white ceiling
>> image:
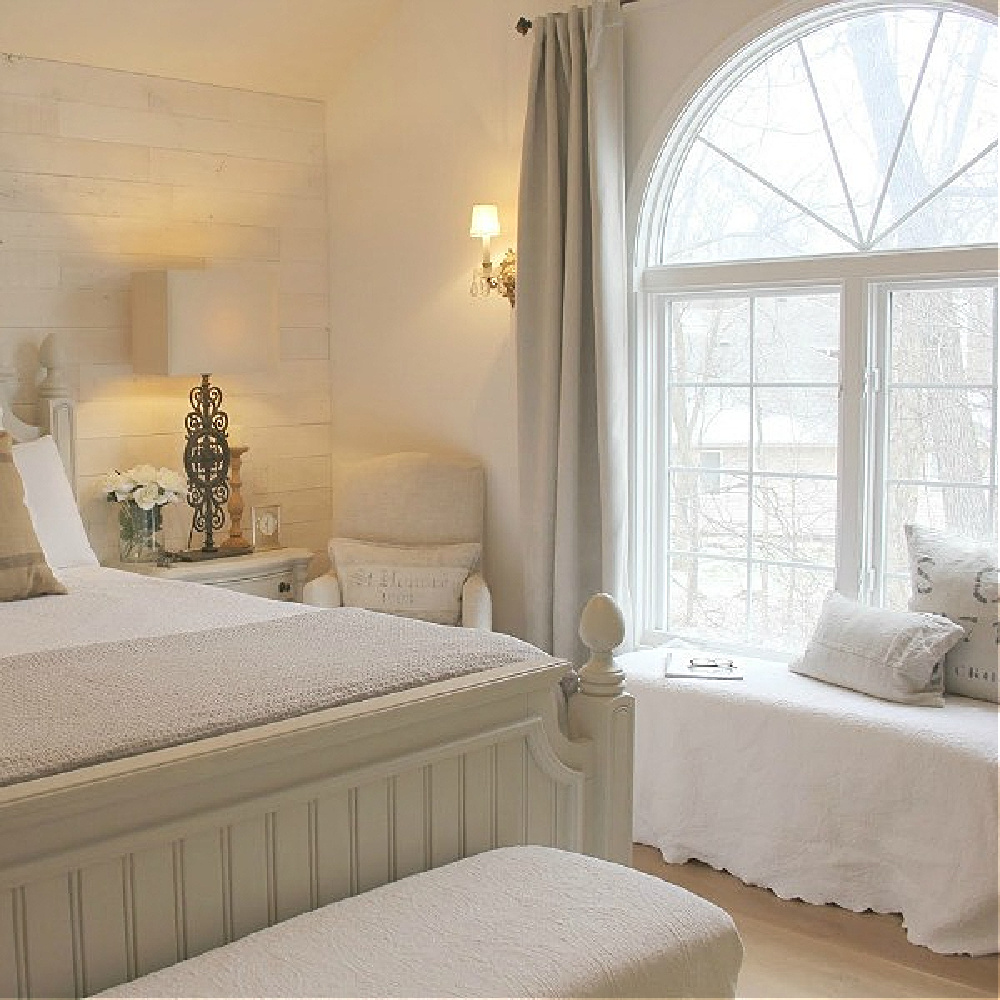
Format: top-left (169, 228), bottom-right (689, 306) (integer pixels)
top-left (0, 0), bottom-right (402, 100)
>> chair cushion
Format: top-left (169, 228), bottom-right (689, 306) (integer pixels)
top-left (330, 537), bottom-right (481, 625)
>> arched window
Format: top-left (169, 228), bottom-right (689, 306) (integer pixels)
top-left (633, 1), bottom-right (997, 656)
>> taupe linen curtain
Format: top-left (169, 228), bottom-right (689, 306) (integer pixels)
top-left (515, 1), bottom-right (631, 660)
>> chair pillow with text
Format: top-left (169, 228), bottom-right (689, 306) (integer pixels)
top-left (330, 538), bottom-right (481, 625)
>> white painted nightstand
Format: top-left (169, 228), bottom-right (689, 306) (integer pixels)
top-left (121, 547), bottom-right (314, 602)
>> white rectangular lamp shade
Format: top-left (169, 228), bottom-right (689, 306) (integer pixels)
top-left (131, 269), bottom-right (277, 377)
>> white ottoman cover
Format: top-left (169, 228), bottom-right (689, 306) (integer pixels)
top-left (95, 845), bottom-right (743, 998)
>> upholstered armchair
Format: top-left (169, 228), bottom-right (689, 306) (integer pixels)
top-left (303, 452), bottom-right (492, 630)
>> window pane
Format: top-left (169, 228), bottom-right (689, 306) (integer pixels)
top-left (667, 556), bottom-right (747, 643)
top-left (751, 477), bottom-right (838, 567)
top-left (749, 564), bottom-right (835, 652)
top-left (669, 386), bottom-right (751, 469)
top-left (885, 484), bottom-right (995, 576)
top-left (669, 298), bottom-right (750, 382)
top-left (670, 471), bottom-right (749, 557)
top-left (754, 387), bottom-right (839, 475)
top-left (888, 388), bottom-right (994, 485)
top-left (755, 293), bottom-right (840, 383)
top-left (890, 286), bottom-right (996, 386)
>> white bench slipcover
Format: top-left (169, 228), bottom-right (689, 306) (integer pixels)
top-left (95, 845), bottom-right (743, 998)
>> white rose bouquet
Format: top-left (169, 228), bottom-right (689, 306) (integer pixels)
top-left (102, 464), bottom-right (187, 509)
top-left (103, 464), bottom-right (187, 561)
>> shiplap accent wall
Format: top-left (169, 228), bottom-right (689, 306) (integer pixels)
top-left (0, 54), bottom-right (331, 562)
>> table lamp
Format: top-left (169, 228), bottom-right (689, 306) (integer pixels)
top-left (131, 268), bottom-right (277, 558)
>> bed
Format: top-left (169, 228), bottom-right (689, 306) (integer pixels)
top-left (623, 646), bottom-right (999, 956)
top-left (0, 347), bottom-right (635, 999)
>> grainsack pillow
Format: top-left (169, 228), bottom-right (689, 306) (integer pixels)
top-left (790, 591), bottom-right (965, 706)
top-left (905, 523), bottom-right (998, 703)
top-left (330, 538), bottom-right (481, 626)
top-left (0, 431), bottom-right (67, 601)
top-left (12, 434), bottom-right (99, 570)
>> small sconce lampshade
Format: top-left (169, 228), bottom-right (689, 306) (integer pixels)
top-left (469, 203), bottom-right (501, 239)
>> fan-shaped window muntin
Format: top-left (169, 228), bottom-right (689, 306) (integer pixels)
top-left (645, 4), bottom-right (997, 265)
top-left (633, 2), bottom-right (998, 656)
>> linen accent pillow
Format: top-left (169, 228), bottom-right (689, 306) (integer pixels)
top-left (12, 435), bottom-right (99, 569)
top-left (0, 431), bottom-right (67, 601)
top-left (905, 523), bottom-right (999, 703)
top-left (790, 591), bottom-right (964, 706)
top-left (330, 538), bottom-right (481, 625)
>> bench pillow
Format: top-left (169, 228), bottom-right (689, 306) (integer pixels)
top-left (0, 431), bottom-right (67, 601)
top-left (790, 591), bottom-right (964, 706)
top-left (905, 524), bottom-right (999, 703)
top-left (330, 538), bottom-right (481, 625)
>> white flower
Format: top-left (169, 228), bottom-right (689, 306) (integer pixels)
top-left (102, 470), bottom-right (136, 500)
top-left (104, 464), bottom-right (186, 507)
top-left (130, 464), bottom-right (159, 487)
top-left (132, 483), bottom-right (160, 510)
top-left (156, 467), bottom-right (187, 496)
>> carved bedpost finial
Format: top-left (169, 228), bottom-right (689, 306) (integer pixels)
top-left (578, 593), bottom-right (626, 697)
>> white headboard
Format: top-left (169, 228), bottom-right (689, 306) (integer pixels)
top-left (0, 333), bottom-right (76, 485)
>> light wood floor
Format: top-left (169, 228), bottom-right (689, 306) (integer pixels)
top-left (633, 845), bottom-right (999, 999)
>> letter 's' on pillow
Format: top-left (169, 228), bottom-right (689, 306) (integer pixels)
top-left (790, 591), bottom-right (965, 706)
top-left (905, 524), bottom-right (999, 703)
top-left (330, 538), bottom-right (481, 625)
top-left (0, 431), bottom-right (67, 601)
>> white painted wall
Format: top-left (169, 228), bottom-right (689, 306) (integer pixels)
top-left (0, 56), bottom-right (332, 563)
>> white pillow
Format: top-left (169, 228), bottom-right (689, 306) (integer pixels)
top-left (330, 538), bottom-right (481, 626)
top-left (12, 435), bottom-right (99, 570)
top-left (905, 524), bottom-right (998, 703)
top-left (790, 591), bottom-right (965, 706)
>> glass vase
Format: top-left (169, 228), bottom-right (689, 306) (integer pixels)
top-left (118, 500), bottom-right (162, 563)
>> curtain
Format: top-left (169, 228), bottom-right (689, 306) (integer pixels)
top-left (515, 1), bottom-right (631, 661)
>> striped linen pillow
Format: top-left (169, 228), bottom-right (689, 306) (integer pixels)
top-left (0, 431), bottom-right (66, 601)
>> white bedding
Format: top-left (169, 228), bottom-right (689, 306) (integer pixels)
top-left (96, 845), bottom-right (743, 998)
top-left (0, 566), bottom-right (542, 786)
top-left (623, 647), bottom-right (999, 956)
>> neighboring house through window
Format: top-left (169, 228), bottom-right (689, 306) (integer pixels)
top-left (632, 0), bottom-right (998, 656)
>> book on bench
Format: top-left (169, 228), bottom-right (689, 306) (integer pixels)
top-left (663, 653), bottom-right (744, 680)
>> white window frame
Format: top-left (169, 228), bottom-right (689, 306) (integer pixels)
top-left (633, 247), bottom-right (998, 654)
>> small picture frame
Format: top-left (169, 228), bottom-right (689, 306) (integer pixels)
top-left (252, 504), bottom-right (282, 551)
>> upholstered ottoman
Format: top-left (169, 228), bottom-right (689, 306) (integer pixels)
top-left (95, 845), bottom-right (743, 998)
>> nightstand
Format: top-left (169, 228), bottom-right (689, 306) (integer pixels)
top-left (121, 547), bottom-right (314, 602)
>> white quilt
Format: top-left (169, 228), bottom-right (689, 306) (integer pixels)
top-left (96, 846), bottom-right (743, 998)
top-left (624, 648), bottom-right (999, 956)
top-left (0, 567), bottom-right (543, 786)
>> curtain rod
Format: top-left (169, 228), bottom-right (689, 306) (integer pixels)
top-left (516, 0), bottom-right (638, 35)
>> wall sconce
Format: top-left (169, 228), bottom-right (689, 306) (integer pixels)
top-left (131, 268), bottom-right (277, 559)
top-left (469, 204), bottom-right (516, 307)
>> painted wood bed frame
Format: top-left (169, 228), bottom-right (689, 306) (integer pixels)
top-left (0, 335), bottom-right (635, 1000)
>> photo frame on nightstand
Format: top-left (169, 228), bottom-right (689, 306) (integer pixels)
top-left (252, 504), bottom-right (282, 551)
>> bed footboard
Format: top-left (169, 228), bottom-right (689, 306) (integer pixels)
top-left (0, 596), bottom-right (631, 999)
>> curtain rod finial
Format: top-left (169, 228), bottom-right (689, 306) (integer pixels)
top-left (515, 16), bottom-right (532, 35)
